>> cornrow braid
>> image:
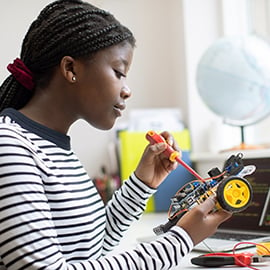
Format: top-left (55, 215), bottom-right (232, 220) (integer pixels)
top-left (0, 0), bottom-right (135, 111)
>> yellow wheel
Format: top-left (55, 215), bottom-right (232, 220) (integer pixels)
top-left (217, 176), bottom-right (253, 212)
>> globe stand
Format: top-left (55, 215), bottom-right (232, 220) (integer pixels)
top-left (223, 125), bottom-right (263, 152)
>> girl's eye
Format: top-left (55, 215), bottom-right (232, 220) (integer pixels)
top-left (114, 70), bottom-right (126, 79)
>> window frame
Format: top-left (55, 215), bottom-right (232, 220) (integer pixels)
top-left (248, 0), bottom-right (270, 40)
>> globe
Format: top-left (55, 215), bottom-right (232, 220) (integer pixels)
top-left (196, 35), bottom-right (270, 127)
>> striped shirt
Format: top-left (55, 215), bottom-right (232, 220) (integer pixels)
top-left (0, 108), bottom-right (193, 270)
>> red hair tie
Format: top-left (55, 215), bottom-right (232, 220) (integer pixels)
top-left (7, 58), bottom-right (34, 90)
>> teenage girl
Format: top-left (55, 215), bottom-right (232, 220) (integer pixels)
top-left (0, 1), bottom-right (231, 269)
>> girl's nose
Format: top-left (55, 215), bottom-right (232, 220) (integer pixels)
top-left (121, 85), bottom-right (132, 99)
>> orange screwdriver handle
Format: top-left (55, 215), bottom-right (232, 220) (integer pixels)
top-left (146, 130), bottom-right (204, 181)
top-left (145, 130), bottom-right (180, 162)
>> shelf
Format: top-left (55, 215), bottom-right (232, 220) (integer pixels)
top-left (191, 148), bottom-right (270, 162)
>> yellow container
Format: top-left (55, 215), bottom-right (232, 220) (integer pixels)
top-left (118, 130), bottom-right (191, 212)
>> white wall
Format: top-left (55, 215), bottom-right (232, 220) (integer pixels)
top-left (1, 0), bottom-right (270, 178)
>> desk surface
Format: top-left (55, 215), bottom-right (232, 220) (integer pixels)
top-left (109, 212), bottom-right (269, 270)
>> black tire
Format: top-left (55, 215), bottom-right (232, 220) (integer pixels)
top-left (217, 176), bottom-right (253, 212)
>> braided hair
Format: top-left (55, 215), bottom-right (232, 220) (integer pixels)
top-left (0, 0), bottom-right (135, 111)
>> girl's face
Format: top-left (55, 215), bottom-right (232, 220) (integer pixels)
top-left (73, 42), bottom-right (133, 130)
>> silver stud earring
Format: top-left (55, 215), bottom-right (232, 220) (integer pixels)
top-left (72, 76), bottom-right (76, 82)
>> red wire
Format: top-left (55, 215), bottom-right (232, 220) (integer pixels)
top-left (232, 242), bottom-right (270, 270)
top-left (168, 208), bottom-right (188, 220)
top-left (202, 170), bottom-right (227, 181)
top-left (200, 242), bottom-right (270, 269)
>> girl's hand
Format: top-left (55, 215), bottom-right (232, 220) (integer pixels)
top-left (134, 131), bottom-right (180, 188)
top-left (177, 197), bottom-right (232, 246)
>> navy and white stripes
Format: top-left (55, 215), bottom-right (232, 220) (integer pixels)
top-left (0, 108), bottom-right (193, 270)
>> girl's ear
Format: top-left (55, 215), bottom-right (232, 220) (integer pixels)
top-left (60, 56), bottom-right (76, 83)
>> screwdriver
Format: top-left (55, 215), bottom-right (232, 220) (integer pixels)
top-left (191, 253), bottom-right (270, 267)
top-left (145, 130), bottom-right (204, 181)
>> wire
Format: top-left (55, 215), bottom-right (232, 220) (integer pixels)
top-left (195, 241), bottom-right (270, 269)
top-left (200, 240), bottom-right (215, 253)
top-left (202, 170), bottom-right (227, 181)
top-left (232, 242), bottom-right (270, 270)
top-left (168, 208), bottom-right (188, 220)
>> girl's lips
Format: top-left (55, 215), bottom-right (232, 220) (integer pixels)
top-left (113, 103), bottom-right (126, 116)
top-left (114, 103), bottom-right (126, 111)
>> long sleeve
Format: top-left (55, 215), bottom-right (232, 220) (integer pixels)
top-left (103, 173), bottom-right (157, 253)
top-left (0, 148), bottom-right (193, 270)
top-left (86, 227), bottom-right (193, 270)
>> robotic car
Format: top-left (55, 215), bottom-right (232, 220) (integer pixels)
top-left (145, 131), bottom-right (255, 235)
